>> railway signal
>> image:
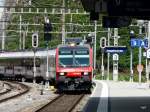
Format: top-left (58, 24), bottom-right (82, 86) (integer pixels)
top-left (86, 36), bottom-right (93, 44)
top-left (130, 30), bottom-right (135, 39)
top-left (32, 32), bottom-right (38, 83)
top-left (32, 33), bottom-right (38, 48)
top-left (44, 17), bottom-right (53, 88)
top-left (100, 37), bottom-right (106, 80)
top-left (100, 37), bottom-right (106, 48)
top-left (44, 18), bottom-right (52, 41)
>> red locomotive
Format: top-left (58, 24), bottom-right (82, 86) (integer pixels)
top-left (55, 44), bottom-right (93, 91)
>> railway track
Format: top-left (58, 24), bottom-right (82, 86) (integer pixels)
top-left (0, 82), bottom-right (12, 96)
top-left (36, 94), bottom-right (85, 112)
top-left (0, 81), bottom-right (30, 103)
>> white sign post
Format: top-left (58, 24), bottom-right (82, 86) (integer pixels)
top-left (113, 28), bottom-right (119, 81)
top-left (113, 54), bottom-right (119, 61)
top-left (146, 48), bottom-right (150, 58)
top-left (146, 48), bottom-right (150, 82)
top-left (113, 54), bottom-right (119, 81)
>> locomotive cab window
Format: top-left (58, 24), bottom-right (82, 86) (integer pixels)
top-left (58, 47), bottom-right (90, 67)
top-left (59, 50), bottom-right (73, 67)
top-left (74, 50), bottom-right (90, 67)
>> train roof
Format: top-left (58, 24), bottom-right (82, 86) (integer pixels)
top-left (0, 49), bottom-right (56, 59)
top-left (57, 44), bottom-right (90, 48)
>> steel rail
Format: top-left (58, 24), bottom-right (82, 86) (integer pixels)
top-left (0, 81), bottom-right (30, 103)
top-left (36, 94), bottom-right (85, 112)
top-left (0, 82), bottom-right (13, 96)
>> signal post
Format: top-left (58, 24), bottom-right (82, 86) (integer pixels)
top-left (32, 32), bottom-right (38, 83)
top-left (100, 37), bottom-right (106, 80)
top-left (129, 30), bottom-right (135, 82)
top-left (44, 17), bottom-right (52, 89)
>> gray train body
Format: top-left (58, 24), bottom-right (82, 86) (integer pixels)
top-left (0, 49), bottom-right (56, 81)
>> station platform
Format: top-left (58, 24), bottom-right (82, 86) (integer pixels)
top-left (83, 80), bottom-right (150, 112)
top-left (83, 80), bottom-right (108, 112)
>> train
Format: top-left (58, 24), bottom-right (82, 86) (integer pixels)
top-left (0, 44), bottom-right (93, 91)
top-left (0, 49), bottom-right (56, 83)
top-left (55, 44), bottom-right (93, 91)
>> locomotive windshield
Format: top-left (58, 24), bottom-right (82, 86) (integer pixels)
top-left (58, 47), bottom-right (90, 67)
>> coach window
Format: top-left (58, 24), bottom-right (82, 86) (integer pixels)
top-left (27, 66), bottom-right (32, 70)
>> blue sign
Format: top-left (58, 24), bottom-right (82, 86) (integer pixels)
top-left (143, 38), bottom-right (148, 48)
top-left (130, 38), bottom-right (148, 48)
top-left (104, 46), bottom-right (127, 53)
top-left (65, 38), bottom-right (82, 44)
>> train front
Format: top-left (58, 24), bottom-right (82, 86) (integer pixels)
top-left (56, 44), bottom-right (93, 91)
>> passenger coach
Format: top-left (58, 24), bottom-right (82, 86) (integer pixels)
top-left (0, 49), bottom-right (56, 83)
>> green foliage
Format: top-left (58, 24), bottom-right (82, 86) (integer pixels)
top-left (3, 0), bottom-right (146, 72)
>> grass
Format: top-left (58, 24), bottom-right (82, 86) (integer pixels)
top-left (95, 71), bottom-right (147, 82)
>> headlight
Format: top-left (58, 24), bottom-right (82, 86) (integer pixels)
top-left (60, 72), bottom-right (65, 75)
top-left (84, 72), bottom-right (88, 75)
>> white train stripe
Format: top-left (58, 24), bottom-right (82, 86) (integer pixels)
top-left (0, 50), bottom-right (55, 58)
